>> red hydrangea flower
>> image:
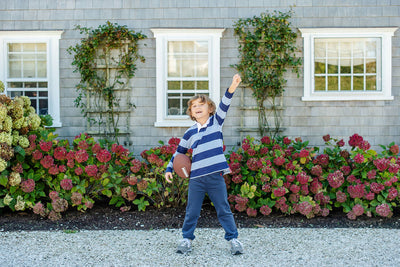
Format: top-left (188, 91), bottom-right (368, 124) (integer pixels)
top-left (311, 165), bottom-right (323, 177)
top-left (273, 187), bottom-right (286, 197)
top-left (260, 205), bottom-right (272, 216)
top-left (388, 163), bottom-right (400, 174)
top-left (33, 202), bottom-right (46, 216)
top-left (375, 203), bottom-right (392, 217)
top-left (111, 143), bottom-right (127, 155)
top-left (354, 153), bottom-right (364, 164)
top-left (21, 179), bottom-right (35, 193)
top-left (48, 165), bottom-right (60, 175)
top-left (370, 182), bottom-right (385, 194)
top-left (348, 133), bottom-right (364, 148)
top-left (327, 170), bottom-right (344, 188)
top-left (67, 159), bottom-right (75, 169)
top-left (32, 150), bottom-right (43, 160)
top-left (121, 186), bottom-right (137, 201)
top-left (301, 185), bottom-right (309, 195)
top-left (390, 145), bottom-right (399, 155)
top-left (96, 149), bottom-right (112, 163)
top-left (340, 166), bottom-right (351, 176)
top-left (347, 184), bottom-right (365, 199)
top-left (168, 137), bottom-right (180, 146)
top-left (232, 174), bottom-right (243, 184)
top-left (387, 187), bottom-right (398, 201)
top-left (49, 191), bottom-right (59, 200)
top-left (85, 165), bottom-right (98, 177)
top-left (310, 180), bottom-right (322, 194)
top-left (235, 203), bottom-right (247, 212)
top-left (323, 134), bottom-right (331, 142)
top-left (298, 201), bottom-right (313, 216)
top-left (373, 158), bottom-right (390, 171)
top-left (299, 149), bottom-right (309, 158)
top-left (40, 155), bottom-right (54, 169)
top-left (346, 175), bottom-right (357, 183)
top-left (60, 178), bottom-right (73, 190)
top-left (359, 140), bottom-right (371, 151)
top-left (54, 147), bottom-right (67, 161)
top-left (75, 150), bottom-right (89, 163)
top-left (74, 167), bottom-right (83, 176)
top-left (261, 136), bottom-right (271, 145)
top-left (92, 143), bottom-right (102, 154)
top-left (260, 147), bottom-right (269, 155)
top-left (290, 184), bottom-right (300, 194)
top-left (296, 172), bottom-right (310, 185)
top-left (78, 140), bottom-right (89, 150)
top-left (347, 211), bottom-right (356, 220)
top-left (66, 151), bottom-right (75, 160)
top-left (352, 204), bottom-right (364, 216)
top-left (367, 170), bottom-right (377, 180)
top-left (129, 159), bottom-right (142, 173)
top-left (365, 192), bottom-right (375, 201)
top-left (286, 175), bottom-right (295, 183)
top-left (316, 154), bottom-right (329, 166)
top-left (137, 180), bottom-right (148, 191)
top-left (246, 158), bottom-right (259, 171)
top-left (336, 139), bottom-right (345, 147)
top-left (283, 137), bottom-right (291, 145)
top-left (59, 165), bottom-right (67, 173)
top-left (39, 140), bottom-right (52, 152)
top-left (246, 207), bottom-right (257, 217)
top-left (71, 192), bottom-right (83, 205)
top-left (336, 191), bottom-right (347, 203)
top-left (273, 156), bottom-right (285, 166)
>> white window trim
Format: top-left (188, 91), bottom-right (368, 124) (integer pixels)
top-left (300, 27), bottom-right (398, 101)
top-left (151, 28), bottom-right (225, 127)
top-left (0, 31), bottom-right (63, 127)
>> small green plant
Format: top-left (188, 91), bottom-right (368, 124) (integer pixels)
top-left (233, 10), bottom-right (301, 137)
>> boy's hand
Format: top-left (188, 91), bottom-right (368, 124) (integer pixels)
top-left (165, 172), bottom-right (173, 183)
top-left (228, 74), bottom-right (242, 93)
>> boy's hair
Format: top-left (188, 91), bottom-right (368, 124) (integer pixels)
top-left (187, 95), bottom-right (216, 121)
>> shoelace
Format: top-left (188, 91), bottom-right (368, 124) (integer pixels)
top-left (231, 239), bottom-right (242, 247)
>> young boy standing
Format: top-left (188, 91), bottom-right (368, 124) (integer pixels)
top-left (165, 74), bottom-right (243, 255)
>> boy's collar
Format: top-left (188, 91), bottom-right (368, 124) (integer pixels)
top-left (196, 117), bottom-right (210, 132)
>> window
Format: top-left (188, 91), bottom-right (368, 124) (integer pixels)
top-left (151, 28), bottom-right (225, 127)
top-left (0, 31), bottom-right (63, 127)
top-left (300, 28), bottom-right (397, 101)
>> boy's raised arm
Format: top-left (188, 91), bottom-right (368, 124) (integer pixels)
top-left (228, 74), bottom-right (242, 94)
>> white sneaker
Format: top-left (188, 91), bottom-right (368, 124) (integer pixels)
top-left (177, 238), bottom-right (192, 254)
top-left (230, 238), bottom-right (244, 255)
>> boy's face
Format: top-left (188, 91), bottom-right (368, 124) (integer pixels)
top-left (190, 98), bottom-right (210, 123)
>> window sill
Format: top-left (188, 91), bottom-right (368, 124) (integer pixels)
top-left (302, 94), bottom-right (394, 101)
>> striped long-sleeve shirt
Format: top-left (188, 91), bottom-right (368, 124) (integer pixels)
top-left (166, 88), bottom-right (234, 179)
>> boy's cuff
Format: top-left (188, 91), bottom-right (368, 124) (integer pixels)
top-left (166, 167), bottom-right (173, 173)
top-left (225, 88), bottom-right (234, 99)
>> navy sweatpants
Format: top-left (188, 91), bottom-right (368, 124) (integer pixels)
top-left (182, 171), bottom-right (238, 241)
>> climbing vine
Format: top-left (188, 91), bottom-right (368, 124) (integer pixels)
top-left (67, 21), bottom-right (147, 142)
top-left (233, 10), bottom-right (301, 137)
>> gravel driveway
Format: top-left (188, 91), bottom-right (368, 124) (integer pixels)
top-left (1, 227), bottom-right (400, 266)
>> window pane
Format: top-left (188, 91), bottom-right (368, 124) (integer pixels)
top-left (181, 57), bottom-right (195, 77)
top-left (340, 42), bottom-right (352, 58)
top-left (182, 81), bottom-right (194, 90)
top-left (314, 77), bottom-right (325, 91)
top-left (8, 43), bottom-right (21, 52)
top-left (315, 61), bottom-right (325, 74)
top-left (353, 59), bottom-right (364, 73)
top-left (340, 59), bottom-right (351, 74)
top-left (168, 55), bottom-right (181, 77)
top-left (353, 76), bottom-right (364, 90)
top-left (366, 60), bottom-right (376, 73)
top-left (168, 98), bottom-right (181, 115)
top-left (327, 42), bottom-right (338, 58)
top-left (366, 76), bottom-right (376, 91)
top-left (181, 41), bottom-right (194, 53)
top-left (340, 76), bottom-right (351, 91)
top-left (168, 81), bottom-right (180, 90)
top-left (9, 61), bottom-right (21, 78)
top-left (328, 76), bottom-right (338, 91)
top-left (39, 91), bottom-right (48, 97)
top-left (196, 57), bottom-right (208, 77)
top-left (39, 99), bottom-right (48, 115)
top-left (196, 41), bottom-right (208, 53)
top-left (197, 81), bottom-right (208, 90)
top-left (327, 58), bottom-right (338, 74)
top-left (25, 91), bottom-right (37, 97)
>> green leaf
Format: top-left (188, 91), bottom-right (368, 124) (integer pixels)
top-left (0, 175), bottom-right (7, 187)
top-left (101, 189), bottom-right (112, 198)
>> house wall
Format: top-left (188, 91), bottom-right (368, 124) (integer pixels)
top-left (0, 0), bottom-right (399, 156)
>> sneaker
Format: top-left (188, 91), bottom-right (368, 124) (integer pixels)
top-left (230, 238), bottom-right (244, 255)
top-left (177, 238), bottom-right (192, 254)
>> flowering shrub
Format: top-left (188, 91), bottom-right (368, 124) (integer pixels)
top-left (225, 134), bottom-right (400, 220)
top-left (140, 138), bottom-right (189, 208)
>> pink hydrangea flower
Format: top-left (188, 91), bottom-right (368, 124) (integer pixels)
top-left (327, 170), bottom-right (345, 188)
top-left (60, 178), bottom-right (73, 191)
top-left (21, 179), bottom-right (35, 193)
top-left (96, 149), bottom-right (112, 163)
top-left (260, 205), bottom-right (272, 216)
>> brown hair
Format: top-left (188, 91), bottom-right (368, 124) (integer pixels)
top-left (186, 95), bottom-right (216, 121)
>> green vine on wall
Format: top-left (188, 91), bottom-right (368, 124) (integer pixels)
top-left (233, 10), bottom-right (301, 137)
top-left (67, 21), bottom-right (147, 143)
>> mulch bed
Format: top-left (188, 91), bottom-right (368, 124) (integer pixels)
top-left (1, 200), bottom-right (400, 231)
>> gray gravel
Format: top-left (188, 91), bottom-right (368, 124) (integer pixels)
top-left (1, 228), bottom-right (400, 266)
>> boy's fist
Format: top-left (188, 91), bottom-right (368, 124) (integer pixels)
top-left (229, 74), bottom-right (242, 93)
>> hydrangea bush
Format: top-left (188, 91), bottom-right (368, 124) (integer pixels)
top-left (225, 134), bottom-right (400, 220)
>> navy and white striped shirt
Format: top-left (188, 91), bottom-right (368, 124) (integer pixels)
top-left (166, 89), bottom-right (234, 179)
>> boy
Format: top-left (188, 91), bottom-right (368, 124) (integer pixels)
top-left (165, 74), bottom-right (243, 255)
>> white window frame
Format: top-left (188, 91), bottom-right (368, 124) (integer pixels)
top-left (151, 28), bottom-right (225, 127)
top-left (0, 31), bottom-right (63, 127)
top-left (300, 28), bottom-right (397, 101)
